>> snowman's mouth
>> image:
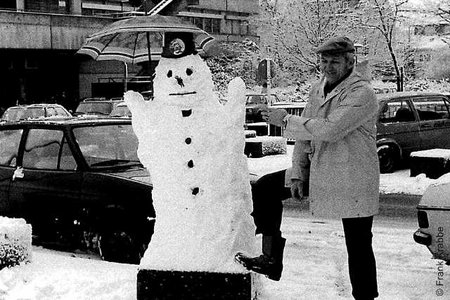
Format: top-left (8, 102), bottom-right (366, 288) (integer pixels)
top-left (169, 91), bottom-right (197, 96)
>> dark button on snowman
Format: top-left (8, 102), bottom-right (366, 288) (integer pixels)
top-left (125, 32), bottom-right (256, 272)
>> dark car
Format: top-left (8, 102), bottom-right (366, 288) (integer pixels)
top-left (1, 104), bottom-right (72, 122)
top-left (0, 117), bottom-right (154, 264)
top-left (74, 98), bottom-right (122, 117)
top-left (376, 92), bottom-right (450, 173)
top-left (245, 93), bottom-right (279, 123)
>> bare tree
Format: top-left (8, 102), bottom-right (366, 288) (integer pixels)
top-left (356, 0), bottom-right (410, 91)
top-left (257, 0), bottom-right (358, 81)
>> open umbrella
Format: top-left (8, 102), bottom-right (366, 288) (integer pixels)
top-left (77, 14), bottom-right (214, 64)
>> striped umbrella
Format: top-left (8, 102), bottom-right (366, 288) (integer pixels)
top-left (77, 14), bottom-right (214, 64)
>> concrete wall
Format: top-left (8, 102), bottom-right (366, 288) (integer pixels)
top-left (0, 11), bottom-right (112, 50)
top-left (197, 0), bottom-right (258, 14)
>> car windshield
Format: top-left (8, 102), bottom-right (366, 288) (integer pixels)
top-left (2, 107), bottom-right (26, 121)
top-left (110, 105), bottom-right (131, 117)
top-left (73, 124), bottom-right (140, 168)
top-left (25, 107), bottom-right (45, 119)
top-left (75, 102), bottom-right (112, 115)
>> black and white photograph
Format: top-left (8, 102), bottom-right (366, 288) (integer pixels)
top-left (0, 0), bottom-right (449, 299)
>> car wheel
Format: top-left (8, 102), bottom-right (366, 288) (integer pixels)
top-left (378, 145), bottom-right (397, 173)
top-left (98, 229), bottom-right (144, 264)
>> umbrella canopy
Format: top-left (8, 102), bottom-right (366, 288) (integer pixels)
top-left (77, 15), bottom-right (214, 64)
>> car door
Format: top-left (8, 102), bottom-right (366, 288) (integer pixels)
top-left (0, 128), bottom-right (23, 215)
top-left (412, 95), bottom-right (450, 149)
top-left (377, 97), bottom-right (422, 155)
top-left (8, 127), bottom-right (82, 239)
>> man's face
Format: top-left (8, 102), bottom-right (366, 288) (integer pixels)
top-left (320, 53), bottom-right (354, 85)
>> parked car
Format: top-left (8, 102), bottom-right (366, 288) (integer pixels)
top-left (376, 92), bottom-right (450, 173)
top-left (1, 104), bottom-right (72, 122)
top-left (109, 101), bottom-right (131, 117)
top-left (245, 93), bottom-right (306, 124)
top-left (413, 174), bottom-right (450, 264)
top-left (246, 93), bottom-right (280, 123)
top-left (73, 98), bottom-right (122, 117)
top-left (0, 117), bottom-right (154, 264)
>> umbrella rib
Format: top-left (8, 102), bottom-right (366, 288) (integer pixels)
top-left (132, 32), bottom-right (140, 65)
top-left (99, 32), bottom-right (120, 58)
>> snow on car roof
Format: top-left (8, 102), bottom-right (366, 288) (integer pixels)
top-left (0, 116), bottom-right (131, 127)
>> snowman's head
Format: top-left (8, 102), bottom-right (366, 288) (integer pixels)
top-left (153, 54), bottom-right (215, 108)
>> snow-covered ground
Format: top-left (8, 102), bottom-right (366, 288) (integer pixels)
top-left (1, 145), bottom-right (445, 300)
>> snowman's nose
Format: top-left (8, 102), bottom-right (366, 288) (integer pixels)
top-left (175, 76), bottom-right (184, 87)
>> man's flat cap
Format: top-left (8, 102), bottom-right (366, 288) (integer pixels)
top-left (316, 36), bottom-right (355, 54)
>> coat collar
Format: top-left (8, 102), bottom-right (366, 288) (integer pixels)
top-left (317, 68), bottom-right (364, 107)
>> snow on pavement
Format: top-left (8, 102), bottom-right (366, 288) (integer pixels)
top-left (0, 216), bottom-right (443, 300)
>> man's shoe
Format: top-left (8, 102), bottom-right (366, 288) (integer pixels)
top-left (234, 252), bottom-right (283, 281)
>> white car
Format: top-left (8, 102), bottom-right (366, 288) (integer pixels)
top-left (1, 104), bottom-right (71, 122)
top-left (414, 174), bottom-right (450, 264)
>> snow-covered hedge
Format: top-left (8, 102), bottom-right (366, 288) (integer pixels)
top-left (0, 217), bottom-right (32, 270)
top-left (245, 136), bottom-right (287, 158)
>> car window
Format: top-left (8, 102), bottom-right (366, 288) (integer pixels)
top-left (73, 124), bottom-right (139, 168)
top-left (412, 97), bottom-right (450, 121)
top-left (2, 107), bottom-right (25, 121)
top-left (0, 129), bottom-right (22, 166)
top-left (46, 107), bottom-right (57, 117)
top-left (75, 102), bottom-right (113, 115)
top-left (55, 107), bottom-right (69, 116)
top-left (267, 95), bottom-right (277, 105)
top-left (379, 99), bottom-right (415, 123)
top-left (25, 107), bottom-right (45, 120)
top-left (110, 105), bottom-right (131, 117)
top-left (23, 129), bottom-right (76, 170)
top-left (246, 95), bottom-right (269, 105)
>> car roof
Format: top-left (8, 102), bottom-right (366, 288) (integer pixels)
top-left (0, 116), bottom-right (131, 128)
top-left (377, 91), bottom-right (447, 101)
top-left (6, 103), bottom-right (66, 109)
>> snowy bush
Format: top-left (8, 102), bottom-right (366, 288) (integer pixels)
top-left (0, 217), bottom-right (32, 270)
top-left (246, 136), bottom-right (287, 157)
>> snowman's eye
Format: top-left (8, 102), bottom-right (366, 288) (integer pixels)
top-left (167, 70), bottom-right (173, 78)
top-left (186, 68), bottom-right (193, 76)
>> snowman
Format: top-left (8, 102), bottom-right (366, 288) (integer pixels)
top-left (124, 34), bottom-right (256, 272)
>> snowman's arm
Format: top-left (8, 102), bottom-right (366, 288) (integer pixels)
top-left (224, 77), bottom-right (247, 125)
top-left (124, 90), bottom-right (152, 137)
top-left (124, 90), bottom-right (147, 114)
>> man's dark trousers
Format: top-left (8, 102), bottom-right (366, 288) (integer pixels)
top-left (342, 216), bottom-right (378, 300)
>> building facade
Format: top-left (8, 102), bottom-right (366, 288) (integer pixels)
top-left (0, 0), bottom-right (259, 110)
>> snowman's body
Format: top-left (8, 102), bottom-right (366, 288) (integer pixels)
top-left (125, 54), bottom-right (256, 272)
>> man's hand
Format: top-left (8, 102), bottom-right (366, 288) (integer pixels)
top-left (290, 179), bottom-right (305, 201)
top-left (260, 108), bottom-right (288, 127)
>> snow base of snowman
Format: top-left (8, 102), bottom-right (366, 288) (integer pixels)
top-left (137, 269), bottom-right (259, 300)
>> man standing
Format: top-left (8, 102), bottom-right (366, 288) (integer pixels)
top-left (237, 37), bottom-right (379, 300)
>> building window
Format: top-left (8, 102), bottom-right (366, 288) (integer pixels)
top-left (204, 18), bottom-right (212, 33)
top-left (192, 17), bottom-right (203, 30)
top-left (183, 17), bottom-right (221, 34)
top-left (211, 19), bottom-right (221, 34)
top-left (0, 0), bottom-right (15, 10)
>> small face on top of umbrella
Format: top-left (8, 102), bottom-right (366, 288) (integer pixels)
top-left (162, 32), bottom-right (196, 58)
